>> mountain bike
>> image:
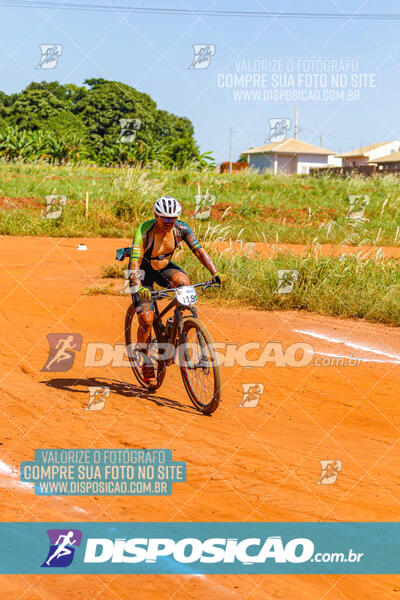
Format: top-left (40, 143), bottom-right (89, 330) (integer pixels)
top-left (124, 279), bottom-right (222, 415)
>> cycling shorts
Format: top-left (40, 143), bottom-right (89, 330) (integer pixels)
top-left (134, 260), bottom-right (186, 314)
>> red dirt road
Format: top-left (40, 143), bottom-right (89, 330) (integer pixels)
top-left (0, 237), bottom-right (400, 598)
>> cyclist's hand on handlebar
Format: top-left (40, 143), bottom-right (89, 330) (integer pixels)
top-left (212, 272), bottom-right (224, 286)
top-left (135, 285), bottom-right (152, 300)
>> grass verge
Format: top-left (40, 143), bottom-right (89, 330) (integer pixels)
top-left (2, 160), bottom-right (400, 245)
top-left (100, 250), bottom-right (400, 327)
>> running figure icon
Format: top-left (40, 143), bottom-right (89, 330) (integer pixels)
top-left (45, 335), bottom-right (77, 371)
top-left (41, 529), bottom-right (82, 568)
top-left (45, 531), bottom-right (77, 566)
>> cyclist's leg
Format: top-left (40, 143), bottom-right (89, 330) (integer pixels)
top-left (137, 310), bottom-right (157, 386)
top-left (133, 266), bottom-right (157, 386)
top-left (154, 262), bottom-right (190, 289)
top-left (134, 263), bottom-right (155, 347)
top-left (136, 307), bottom-right (154, 346)
top-left (134, 289), bottom-right (154, 342)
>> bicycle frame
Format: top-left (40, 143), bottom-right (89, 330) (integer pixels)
top-left (130, 280), bottom-right (217, 365)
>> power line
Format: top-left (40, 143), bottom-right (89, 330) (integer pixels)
top-left (1, 2), bottom-right (400, 19)
top-left (298, 126), bottom-right (367, 145)
top-left (234, 125), bottom-right (366, 146)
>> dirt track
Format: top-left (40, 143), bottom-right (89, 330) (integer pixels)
top-left (0, 236), bottom-right (400, 599)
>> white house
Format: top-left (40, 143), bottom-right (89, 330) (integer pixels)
top-left (338, 141), bottom-right (400, 166)
top-left (245, 138), bottom-right (337, 175)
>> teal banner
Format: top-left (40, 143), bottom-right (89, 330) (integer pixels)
top-left (0, 522), bottom-right (399, 574)
top-left (20, 449), bottom-right (186, 495)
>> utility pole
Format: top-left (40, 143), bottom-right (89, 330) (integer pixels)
top-left (229, 127), bottom-right (232, 174)
top-left (294, 106), bottom-right (298, 139)
top-left (320, 132), bottom-right (323, 147)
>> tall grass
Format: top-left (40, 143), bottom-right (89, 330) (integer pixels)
top-left (1, 160), bottom-right (400, 244)
top-left (101, 249), bottom-right (400, 327)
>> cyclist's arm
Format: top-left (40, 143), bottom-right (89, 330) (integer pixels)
top-left (181, 221), bottom-right (217, 276)
top-left (128, 221), bottom-right (153, 289)
top-left (193, 247), bottom-right (217, 276)
top-left (128, 224), bottom-right (145, 289)
top-left (127, 259), bottom-right (143, 290)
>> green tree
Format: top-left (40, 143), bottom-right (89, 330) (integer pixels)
top-left (166, 136), bottom-right (200, 168)
top-left (0, 78), bottom-right (211, 167)
top-left (3, 88), bottom-right (67, 130)
top-left (25, 81), bottom-right (87, 106)
top-left (73, 79), bottom-right (155, 150)
top-left (47, 111), bottom-right (87, 138)
top-left (154, 109), bottom-right (194, 141)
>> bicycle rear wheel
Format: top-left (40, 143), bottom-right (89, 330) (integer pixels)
top-left (124, 303), bottom-right (166, 391)
top-left (178, 316), bottom-right (221, 415)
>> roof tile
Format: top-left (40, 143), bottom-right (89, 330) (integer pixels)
top-left (245, 138), bottom-right (334, 156)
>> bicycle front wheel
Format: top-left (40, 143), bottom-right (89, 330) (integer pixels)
top-left (178, 317), bottom-right (221, 415)
top-left (124, 303), bottom-right (166, 391)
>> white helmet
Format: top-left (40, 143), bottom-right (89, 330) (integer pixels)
top-left (154, 196), bottom-right (181, 218)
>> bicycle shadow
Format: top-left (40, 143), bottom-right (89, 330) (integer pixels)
top-left (41, 376), bottom-right (201, 415)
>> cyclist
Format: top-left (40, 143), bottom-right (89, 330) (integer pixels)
top-left (128, 196), bottom-right (222, 387)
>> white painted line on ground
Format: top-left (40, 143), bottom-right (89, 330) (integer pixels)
top-left (295, 329), bottom-right (400, 363)
top-left (0, 458), bottom-right (33, 489)
top-left (0, 459), bottom-right (13, 476)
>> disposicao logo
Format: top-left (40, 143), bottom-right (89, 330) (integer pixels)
top-left (41, 333), bottom-right (82, 372)
top-left (41, 529), bottom-right (82, 568)
top-left (83, 536), bottom-right (314, 564)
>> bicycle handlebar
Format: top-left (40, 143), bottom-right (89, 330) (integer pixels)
top-left (149, 279), bottom-right (220, 300)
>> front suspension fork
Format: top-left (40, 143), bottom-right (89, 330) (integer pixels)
top-left (176, 308), bottom-right (209, 370)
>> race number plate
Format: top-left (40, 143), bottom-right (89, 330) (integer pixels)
top-left (175, 286), bottom-right (197, 306)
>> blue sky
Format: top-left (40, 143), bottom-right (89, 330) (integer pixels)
top-left (0, 1), bottom-right (400, 162)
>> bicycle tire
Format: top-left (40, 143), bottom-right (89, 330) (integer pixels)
top-left (178, 316), bottom-right (221, 415)
top-left (124, 303), bottom-right (166, 391)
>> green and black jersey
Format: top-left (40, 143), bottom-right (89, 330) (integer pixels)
top-left (131, 219), bottom-right (202, 263)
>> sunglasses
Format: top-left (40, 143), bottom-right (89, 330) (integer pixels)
top-left (160, 217), bottom-right (177, 224)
